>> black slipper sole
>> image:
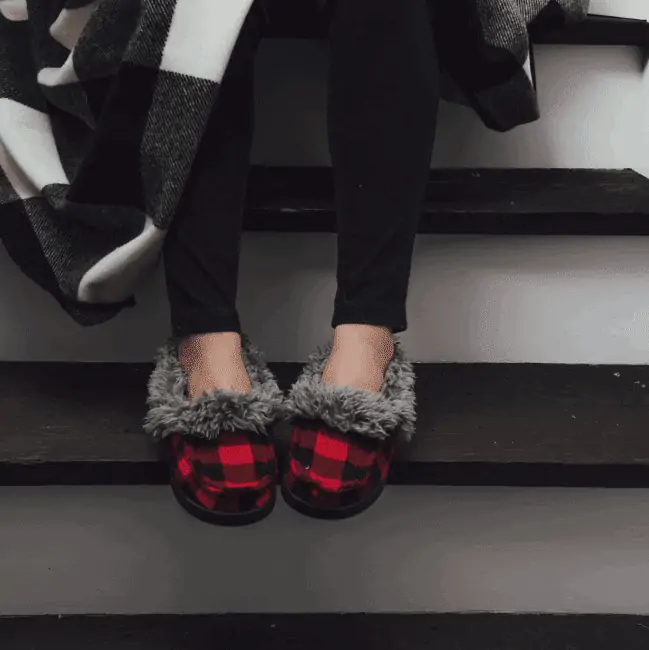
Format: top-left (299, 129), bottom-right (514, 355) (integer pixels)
top-left (280, 475), bottom-right (387, 520)
top-left (171, 481), bottom-right (276, 527)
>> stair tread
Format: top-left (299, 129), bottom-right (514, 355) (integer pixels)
top-left (266, 4), bottom-right (649, 46)
top-left (2, 613), bottom-right (648, 649)
top-left (244, 168), bottom-right (649, 235)
top-left (2, 361), bottom-right (649, 486)
top-left (1, 486), bottom-right (649, 615)
top-left (531, 14), bottom-right (649, 46)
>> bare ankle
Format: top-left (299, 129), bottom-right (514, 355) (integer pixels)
top-left (179, 332), bottom-right (252, 398)
top-left (323, 325), bottom-right (395, 392)
top-left (332, 324), bottom-right (394, 356)
top-left (180, 331), bottom-right (243, 353)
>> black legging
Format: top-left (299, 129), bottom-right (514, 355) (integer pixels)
top-left (164, 0), bottom-right (439, 337)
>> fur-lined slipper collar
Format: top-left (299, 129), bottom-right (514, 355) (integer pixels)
top-left (143, 335), bottom-right (284, 441)
top-left (283, 339), bottom-right (416, 442)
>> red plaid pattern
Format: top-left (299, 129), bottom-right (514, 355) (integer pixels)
top-left (283, 422), bottom-right (394, 512)
top-left (169, 430), bottom-right (276, 515)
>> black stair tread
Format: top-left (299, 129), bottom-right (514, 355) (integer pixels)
top-left (243, 168), bottom-right (649, 235)
top-left (2, 614), bottom-right (649, 650)
top-left (531, 14), bottom-right (649, 46)
top-left (2, 361), bottom-right (649, 486)
top-left (265, 3), bottom-right (649, 46)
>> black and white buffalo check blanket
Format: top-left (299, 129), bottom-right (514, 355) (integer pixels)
top-left (0, 0), bottom-right (588, 326)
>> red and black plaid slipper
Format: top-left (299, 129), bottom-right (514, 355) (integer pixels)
top-left (143, 336), bottom-right (284, 526)
top-left (281, 338), bottom-right (416, 520)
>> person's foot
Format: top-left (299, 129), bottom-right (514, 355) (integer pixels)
top-left (179, 332), bottom-right (252, 399)
top-left (321, 324), bottom-right (394, 393)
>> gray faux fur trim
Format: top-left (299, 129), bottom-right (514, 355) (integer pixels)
top-left (143, 335), bottom-right (284, 441)
top-left (283, 338), bottom-right (416, 442)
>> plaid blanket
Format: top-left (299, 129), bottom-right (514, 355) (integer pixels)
top-left (0, 0), bottom-right (589, 326)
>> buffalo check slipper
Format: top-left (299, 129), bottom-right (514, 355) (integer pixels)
top-left (143, 336), bottom-right (284, 526)
top-left (281, 338), bottom-right (416, 520)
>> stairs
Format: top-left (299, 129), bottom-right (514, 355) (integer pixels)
top-left (264, 2), bottom-right (649, 46)
top-left (3, 8), bottom-right (649, 650)
top-left (3, 613), bottom-right (649, 649)
top-left (244, 168), bottom-right (649, 235)
top-left (2, 358), bottom-right (649, 487)
top-left (3, 485), bottom-right (649, 646)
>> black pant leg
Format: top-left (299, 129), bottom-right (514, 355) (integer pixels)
top-left (163, 2), bottom-right (266, 338)
top-left (327, 0), bottom-right (439, 334)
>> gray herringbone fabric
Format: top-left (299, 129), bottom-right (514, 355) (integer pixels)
top-left (480, 0), bottom-right (587, 50)
top-left (0, 0), bottom-right (588, 325)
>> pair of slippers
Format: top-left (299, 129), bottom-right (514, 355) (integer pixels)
top-left (143, 336), bottom-right (416, 525)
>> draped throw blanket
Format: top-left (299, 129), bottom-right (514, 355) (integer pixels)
top-left (0, 0), bottom-right (589, 325)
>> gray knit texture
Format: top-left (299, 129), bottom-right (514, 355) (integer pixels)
top-left (143, 335), bottom-right (284, 441)
top-left (0, 0), bottom-right (589, 325)
top-left (283, 339), bottom-right (417, 442)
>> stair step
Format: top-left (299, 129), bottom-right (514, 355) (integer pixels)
top-left (1, 485), bottom-right (649, 614)
top-left (2, 613), bottom-right (648, 650)
top-left (244, 168), bottom-right (649, 235)
top-left (0, 485), bottom-right (649, 616)
top-left (531, 14), bottom-right (649, 46)
top-left (2, 361), bottom-right (649, 487)
top-left (266, 3), bottom-right (649, 47)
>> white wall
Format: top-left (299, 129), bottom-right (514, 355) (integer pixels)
top-left (589, 0), bottom-right (648, 19)
top-left (1, 43), bottom-right (648, 363)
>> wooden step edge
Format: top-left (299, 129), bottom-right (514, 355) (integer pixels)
top-left (242, 168), bottom-right (649, 235)
top-left (266, 14), bottom-right (649, 47)
top-left (3, 361), bottom-right (649, 488)
top-left (3, 459), bottom-right (649, 488)
top-left (242, 210), bottom-right (649, 236)
top-left (532, 15), bottom-right (649, 46)
top-left (2, 613), bottom-right (648, 649)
